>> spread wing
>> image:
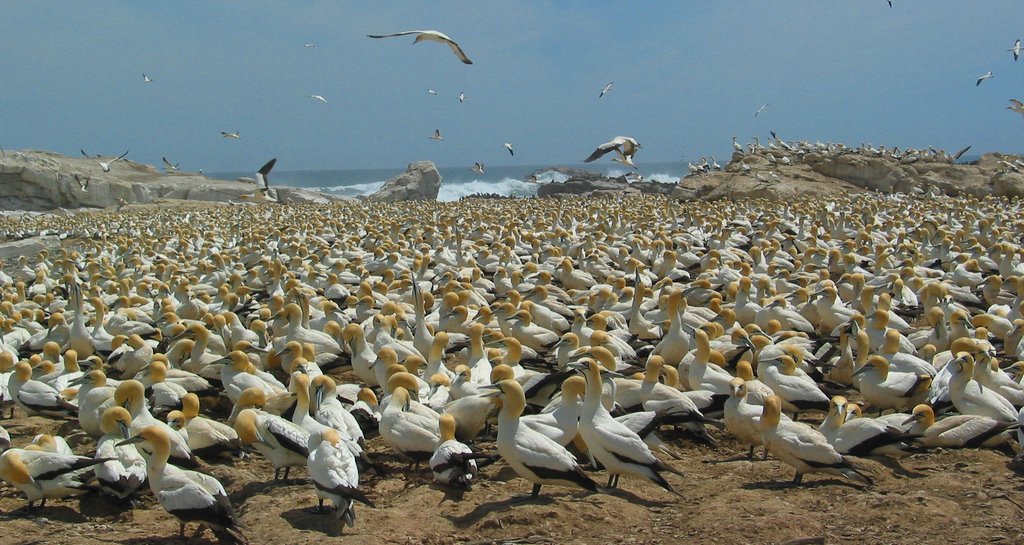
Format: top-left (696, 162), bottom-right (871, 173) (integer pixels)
top-left (444, 40), bottom-right (473, 64)
top-left (256, 158), bottom-right (277, 190)
top-left (583, 138), bottom-right (623, 163)
top-left (367, 31), bottom-right (426, 39)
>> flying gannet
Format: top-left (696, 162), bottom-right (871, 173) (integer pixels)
top-left (504, 142), bottom-right (514, 156)
top-left (221, 131), bottom-right (240, 139)
top-left (367, 30), bottom-right (473, 64)
top-left (976, 71), bottom-right (993, 86)
top-left (583, 136), bottom-right (641, 169)
top-left (755, 104), bottom-right (769, 117)
top-left (430, 129), bottom-right (444, 141)
top-left (143, 74), bottom-right (153, 84)
top-left (1010, 39), bottom-right (1021, 61)
top-left (308, 95), bottom-right (329, 105)
top-left (599, 82), bottom-right (614, 98)
top-left (98, 150), bottom-right (129, 173)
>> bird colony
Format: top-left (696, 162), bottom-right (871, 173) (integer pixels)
top-left (0, 190), bottom-right (1023, 543)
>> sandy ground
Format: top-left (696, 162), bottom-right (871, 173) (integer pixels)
top-left (1, 379), bottom-right (1022, 545)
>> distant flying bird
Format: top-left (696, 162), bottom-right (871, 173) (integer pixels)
top-left (770, 130), bottom-right (778, 140)
top-left (308, 95), bottom-right (329, 105)
top-left (755, 104), bottom-right (769, 117)
top-left (458, 92), bottom-right (465, 103)
top-left (80, 149), bottom-right (96, 158)
top-left (305, 43), bottom-right (316, 48)
top-left (1007, 99), bottom-right (1024, 118)
top-left (504, 143), bottom-right (514, 157)
top-left (162, 157), bottom-right (179, 171)
top-left (221, 131), bottom-right (240, 139)
top-left (1011, 39), bottom-right (1022, 62)
top-left (427, 89), bottom-right (437, 95)
top-left (143, 73), bottom-right (153, 84)
top-left (525, 174), bottom-right (539, 184)
top-left (367, 30), bottom-right (473, 64)
top-left (976, 71), bottom-right (993, 86)
top-left (98, 150), bottom-right (129, 173)
top-left (887, 0), bottom-right (892, 6)
top-left (583, 136), bottom-right (641, 170)
top-left (599, 82), bottom-right (614, 98)
top-left (430, 129), bottom-right (444, 141)
top-left (472, 162), bottom-right (484, 174)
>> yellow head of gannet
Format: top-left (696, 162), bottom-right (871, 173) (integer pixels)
top-left (100, 406), bottom-right (133, 438)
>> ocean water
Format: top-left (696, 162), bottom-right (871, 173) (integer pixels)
top-left (208, 162), bottom-right (686, 201)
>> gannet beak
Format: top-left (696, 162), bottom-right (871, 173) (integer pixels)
top-left (117, 421), bottom-right (130, 440)
top-left (565, 361), bottom-right (588, 372)
top-left (116, 435), bottom-right (145, 447)
top-left (851, 366), bottom-right (869, 378)
top-left (902, 413), bottom-right (922, 426)
top-left (599, 369), bottom-right (625, 379)
top-left (480, 384), bottom-right (502, 398)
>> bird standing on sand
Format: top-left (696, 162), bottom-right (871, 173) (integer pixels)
top-left (98, 150), bottom-right (129, 173)
top-left (1010, 39), bottom-right (1021, 61)
top-left (976, 71), bottom-right (993, 86)
top-left (119, 426), bottom-right (248, 544)
top-left (430, 129), bottom-right (444, 141)
top-left (599, 82), bottom-right (613, 98)
top-left (504, 142), bottom-right (515, 156)
top-left (308, 95), bottom-right (329, 105)
top-left (221, 131), bottom-right (240, 139)
top-left (367, 30), bottom-right (473, 64)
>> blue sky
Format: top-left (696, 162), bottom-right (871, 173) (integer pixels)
top-left (1, 1), bottom-right (1021, 172)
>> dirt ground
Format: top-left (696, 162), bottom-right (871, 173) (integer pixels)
top-left (1, 394), bottom-right (1022, 545)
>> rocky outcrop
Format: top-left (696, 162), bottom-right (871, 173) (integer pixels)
top-left (537, 173), bottom-right (676, 198)
top-left (0, 150), bottom-right (344, 211)
top-left (678, 148), bottom-right (1024, 201)
top-left (367, 161), bottom-right (441, 202)
top-left (0, 236), bottom-right (61, 261)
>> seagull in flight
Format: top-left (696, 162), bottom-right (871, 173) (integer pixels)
top-left (1008, 99), bottom-right (1024, 118)
top-left (162, 157), bottom-right (179, 172)
top-left (305, 43), bottom-right (316, 48)
top-left (458, 91), bottom-right (465, 103)
top-left (430, 129), bottom-right (444, 141)
top-left (887, 0), bottom-right (892, 6)
top-left (504, 143), bottom-right (514, 157)
top-left (73, 174), bottom-right (90, 192)
top-left (599, 82), bottom-right (613, 98)
top-left (98, 150), bottom-right (129, 173)
top-left (142, 73), bottom-right (153, 84)
top-left (308, 95), bottom-right (329, 105)
top-left (472, 162), bottom-right (484, 174)
top-left (583, 136), bottom-right (641, 170)
top-left (427, 89), bottom-right (437, 95)
top-left (233, 159), bottom-right (278, 204)
top-left (367, 30), bottom-right (473, 64)
top-left (525, 174), bottom-right (539, 184)
top-left (755, 103), bottom-right (769, 117)
top-left (222, 131), bottom-right (240, 139)
top-left (976, 71), bottom-right (993, 86)
top-left (1011, 40), bottom-right (1022, 62)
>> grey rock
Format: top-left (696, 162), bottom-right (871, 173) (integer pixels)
top-left (0, 236), bottom-right (61, 262)
top-left (367, 161), bottom-right (441, 202)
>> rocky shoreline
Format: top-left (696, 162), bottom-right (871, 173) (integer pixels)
top-left (0, 145), bottom-right (1022, 213)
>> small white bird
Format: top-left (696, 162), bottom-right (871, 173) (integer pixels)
top-left (458, 91), bottom-right (465, 103)
top-left (98, 150), bottom-right (129, 173)
top-left (599, 82), bottom-right (613, 98)
top-left (427, 88), bottom-right (437, 95)
top-left (472, 162), bottom-right (485, 174)
top-left (430, 129), bottom-right (444, 141)
top-left (976, 71), bottom-right (993, 86)
top-left (504, 142), bottom-right (514, 156)
top-left (1010, 39), bottom-right (1021, 62)
top-left (162, 157), bottom-right (179, 171)
top-left (755, 103), bottom-right (769, 117)
top-left (308, 95), bottom-right (329, 105)
top-left (367, 30), bottom-right (473, 64)
top-left (221, 131), bottom-right (240, 139)
top-left (143, 73), bottom-right (153, 84)
top-left (305, 43), bottom-right (316, 48)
